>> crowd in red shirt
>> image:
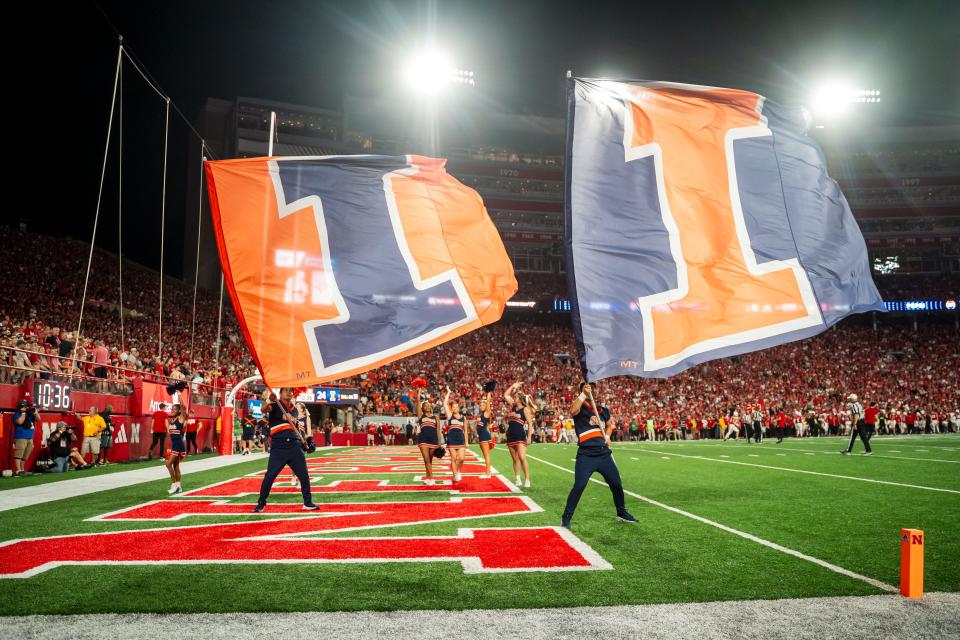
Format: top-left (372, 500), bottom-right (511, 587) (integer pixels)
top-left (1, 230), bottom-right (957, 438)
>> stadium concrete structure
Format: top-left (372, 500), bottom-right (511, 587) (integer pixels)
top-left (187, 95), bottom-right (959, 300)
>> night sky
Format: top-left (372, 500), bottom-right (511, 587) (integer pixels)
top-left (45, 0), bottom-right (960, 279)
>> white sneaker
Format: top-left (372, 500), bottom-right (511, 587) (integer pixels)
top-left (167, 485), bottom-right (177, 495)
top-left (524, 479), bottom-right (531, 488)
top-left (515, 477), bottom-right (522, 486)
top-left (453, 474), bottom-right (461, 482)
top-left (424, 479), bottom-right (435, 486)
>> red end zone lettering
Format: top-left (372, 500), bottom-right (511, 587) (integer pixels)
top-left (1, 496), bottom-right (611, 577)
top-left (90, 496), bottom-right (531, 522)
top-left (265, 461), bottom-right (489, 474)
top-left (183, 476), bottom-right (515, 497)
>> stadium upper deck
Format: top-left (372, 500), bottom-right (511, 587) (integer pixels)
top-left (199, 97), bottom-right (958, 278)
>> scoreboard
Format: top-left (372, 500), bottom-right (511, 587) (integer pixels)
top-left (32, 380), bottom-right (72, 411)
top-left (294, 387), bottom-right (360, 405)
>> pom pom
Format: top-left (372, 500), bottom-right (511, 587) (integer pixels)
top-left (412, 377), bottom-right (428, 389)
top-left (482, 380), bottom-right (497, 393)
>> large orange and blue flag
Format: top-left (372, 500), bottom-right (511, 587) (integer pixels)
top-left (565, 78), bottom-right (884, 381)
top-left (205, 155), bottom-right (517, 387)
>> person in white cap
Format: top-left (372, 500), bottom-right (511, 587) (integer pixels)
top-left (842, 393), bottom-right (872, 456)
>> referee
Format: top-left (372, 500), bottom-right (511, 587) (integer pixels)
top-left (841, 393), bottom-right (873, 456)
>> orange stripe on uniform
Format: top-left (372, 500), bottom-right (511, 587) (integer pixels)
top-left (578, 428), bottom-right (604, 442)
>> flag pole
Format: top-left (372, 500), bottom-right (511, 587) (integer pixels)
top-left (268, 111), bottom-right (276, 156)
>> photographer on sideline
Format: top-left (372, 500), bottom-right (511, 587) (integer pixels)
top-left (46, 422), bottom-right (77, 473)
top-left (13, 398), bottom-right (38, 476)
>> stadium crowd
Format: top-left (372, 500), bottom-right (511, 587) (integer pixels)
top-left (0, 230), bottom-right (254, 396)
top-left (349, 318), bottom-right (960, 439)
top-left (1, 230), bottom-right (958, 442)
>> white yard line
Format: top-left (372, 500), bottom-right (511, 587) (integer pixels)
top-left (0, 447), bottom-right (351, 512)
top-left (769, 446), bottom-right (960, 464)
top-left (526, 454), bottom-right (897, 594)
top-left (630, 449), bottom-right (960, 494)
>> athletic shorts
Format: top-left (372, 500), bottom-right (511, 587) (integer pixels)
top-left (13, 438), bottom-right (34, 460)
top-left (81, 438), bottom-right (101, 455)
top-left (167, 448), bottom-right (187, 460)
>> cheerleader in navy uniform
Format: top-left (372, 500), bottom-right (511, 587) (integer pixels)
top-left (442, 387), bottom-right (468, 482)
top-left (415, 388), bottom-right (441, 485)
top-left (561, 382), bottom-right (637, 529)
top-left (474, 383), bottom-right (496, 478)
top-left (165, 404), bottom-right (189, 494)
top-left (503, 381), bottom-right (534, 488)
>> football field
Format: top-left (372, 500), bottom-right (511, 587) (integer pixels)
top-left (2, 435), bottom-right (958, 634)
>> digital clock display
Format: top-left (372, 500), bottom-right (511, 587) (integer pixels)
top-left (32, 380), bottom-right (72, 411)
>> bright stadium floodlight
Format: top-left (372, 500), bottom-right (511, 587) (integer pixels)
top-left (810, 82), bottom-right (881, 119)
top-left (404, 49), bottom-right (475, 94)
top-left (405, 49), bottom-right (454, 95)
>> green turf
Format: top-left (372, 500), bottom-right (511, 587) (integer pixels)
top-left (1, 435), bottom-right (957, 615)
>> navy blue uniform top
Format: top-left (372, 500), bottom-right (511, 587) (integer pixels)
top-left (573, 400), bottom-right (611, 450)
top-left (446, 414), bottom-right (465, 433)
top-left (418, 415), bottom-right (438, 434)
top-left (168, 418), bottom-right (186, 452)
top-left (268, 401), bottom-right (300, 441)
top-left (476, 414), bottom-right (493, 442)
top-left (506, 406), bottom-right (528, 443)
top-left (295, 411), bottom-right (308, 437)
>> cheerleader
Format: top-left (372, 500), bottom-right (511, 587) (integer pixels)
top-left (442, 387), bottom-right (467, 482)
top-left (474, 384), bottom-right (496, 478)
top-left (165, 404), bottom-right (189, 494)
top-left (503, 381), bottom-right (534, 488)
top-left (289, 402), bottom-right (312, 488)
top-left (415, 388), bottom-right (440, 485)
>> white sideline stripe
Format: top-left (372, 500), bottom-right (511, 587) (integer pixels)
top-left (632, 450), bottom-right (960, 494)
top-left (526, 454), bottom-right (897, 594)
top-left (772, 446), bottom-right (960, 465)
top-left (0, 448), bottom-right (352, 512)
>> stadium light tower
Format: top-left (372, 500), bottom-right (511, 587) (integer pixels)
top-left (810, 82), bottom-right (881, 120)
top-left (403, 48), bottom-right (475, 95)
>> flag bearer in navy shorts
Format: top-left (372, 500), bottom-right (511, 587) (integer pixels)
top-left (561, 382), bottom-right (637, 529)
top-left (253, 387), bottom-right (318, 513)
